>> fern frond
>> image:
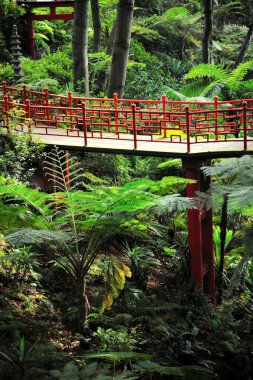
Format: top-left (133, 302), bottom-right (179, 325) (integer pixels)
top-left (229, 60), bottom-right (253, 89)
top-left (185, 64), bottom-right (228, 81)
top-left (0, 177), bottom-right (53, 223)
top-left (83, 352), bottom-right (153, 362)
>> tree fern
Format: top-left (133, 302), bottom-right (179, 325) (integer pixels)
top-left (2, 148), bottom-right (191, 332)
top-left (229, 60), bottom-right (253, 89)
top-left (0, 177), bottom-right (53, 224)
top-left (185, 64), bottom-right (228, 81)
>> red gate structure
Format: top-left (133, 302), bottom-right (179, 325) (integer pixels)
top-left (16, 0), bottom-right (75, 59)
top-left (2, 81), bottom-right (253, 302)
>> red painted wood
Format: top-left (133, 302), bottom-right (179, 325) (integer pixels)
top-left (183, 159), bottom-right (216, 303)
top-left (1, 83), bottom-right (253, 153)
top-left (27, 11), bottom-right (36, 59)
top-left (184, 160), bottom-right (204, 289)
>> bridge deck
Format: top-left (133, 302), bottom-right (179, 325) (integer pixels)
top-left (32, 129), bottom-right (253, 158)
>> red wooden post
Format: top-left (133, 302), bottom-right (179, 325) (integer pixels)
top-left (113, 93), bottom-right (119, 131)
top-left (25, 99), bottom-right (32, 139)
top-left (82, 101), bottom-right (88, 146)
top-left (214, 96), bottom-right (219, 141)
top-left (23, 84), bottom-right (27, 102)
top-left (65, 150), bottom-right (70, 188)
top-left (27, 11), bottom-right (36, 59)
top-left (132, 103), bottom-right (137, 149)
top-left (44, 87), bottom-right (50, 123)
top-left (68, 91), bottom-right (73, 129)
top-left (182, 158), bottom-right (216, 303)
top-left (243, 101), bottom-right (247, 151)
top-left (184, 159), bottom-right (203, 289)
top-left (185, 106), bottom-right (190, 153)
top-left (4, 95), bottom-right (10, 129)
top-left (162, 94), bottom-right (167, 137)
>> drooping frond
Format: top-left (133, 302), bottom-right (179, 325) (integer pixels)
top-left (6, 229), bottom-right (69, 245)
top-left (185, 64), bottom-right (228, 81)
top-left (0, 177), bottom-right (53, 223)
top-left (200, 80), bottom-right (226, 98)
top-left (100, 254), bottom-right (132, 314)
top-left (229, 60), bottom-right (253, 89)
top-left (201, 158), bottom-right (240, 181)
top-left (202, 156), bottom-right (253, 209)
top-left (0, 202), bottom-right (48, 234)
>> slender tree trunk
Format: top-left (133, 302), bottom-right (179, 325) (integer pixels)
top-left (234, 24), bottom-right (253, 68)
top-left (76, 275), bottom-right (90, 334)
top-left (217, 193), bottom-right (228, 305)
top-left (106, 21), bottom-right (116, 56)
top-left (91, 0), bottom-right (102, 53)
top-left (202, 0), bottom-right (213, 64)
top-left (107, 0), bottom-right (135, 98)
top-left (72, 0), bottom-right (89, 95)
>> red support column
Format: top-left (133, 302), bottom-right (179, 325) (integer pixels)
top-left (182, 158), bottom-right (216, 303)
top-left (27, 11), bottom-right (36, 59)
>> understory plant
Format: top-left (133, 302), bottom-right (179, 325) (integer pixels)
top-left (1, 147), bottom-right (190, 334)
top-left (202, 156), bottom-right (253, 299)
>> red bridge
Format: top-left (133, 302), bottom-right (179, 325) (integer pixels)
top-left (1, 81), bottom-right (253, 303)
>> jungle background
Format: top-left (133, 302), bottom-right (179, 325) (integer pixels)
top-left (0, 0), bottom-right (253, 379)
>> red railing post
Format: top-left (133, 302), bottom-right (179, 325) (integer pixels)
top-left (23, 84), bottom-right (27, 102)
top-left (44, 87), bottom-right (50, 123)
top-left (25, 99), bottom-right (32, 139)
top-left (4, 95), bottom-right (10, 129)
top-left (82, 101), bottom-right (88, 146)
top-left (243, 101), bottom-right (247, 151)
top-left (113, 93), bottom-right (119, 131)
top-left (68, 91), bottom-right (73, 129)
top-left (214, 96), bottom-right (219, 141)
top-left (132, 103), bottom-right (137, 149)
top-left (162, 94), bottom-right (167, 137)
top-left (185, 106), bottom-right (190, 153)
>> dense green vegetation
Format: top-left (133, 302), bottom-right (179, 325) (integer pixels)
top-left (0, 0), bottom-right (253, 379)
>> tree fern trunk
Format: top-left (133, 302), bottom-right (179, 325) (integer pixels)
top-left (72, 0), bottom-right (89, 95)
top-left (107, 0), bottom-right (135, 98)
top-left (91, 0), bottom-right (102, 53)
top-left (76, 275), bottom-right (90, 334)
top-left (202, 0), bottom-right (213, 64)
top-left (234, 24), bottom-right (253, 68)
top-left (217, 193), bottom-right (228, 305)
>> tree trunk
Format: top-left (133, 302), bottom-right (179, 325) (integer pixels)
top-left (76, 275), bottom-right (90, 334)
top-left (107, 0), bottom-right (135, 98)
top-left (234, 24), bottom-right (253, 68)
top-left (91, 0), bottom-right (102, 53)
top-left (217, 193), bottom-right (228, 305)
top-left (72, 0), bottom-right (89, 95)
top-left (202, 0), bottom-right (213, 64)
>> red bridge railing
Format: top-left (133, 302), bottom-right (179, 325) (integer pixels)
top-left (1, 81), bottom-right (253, 152)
